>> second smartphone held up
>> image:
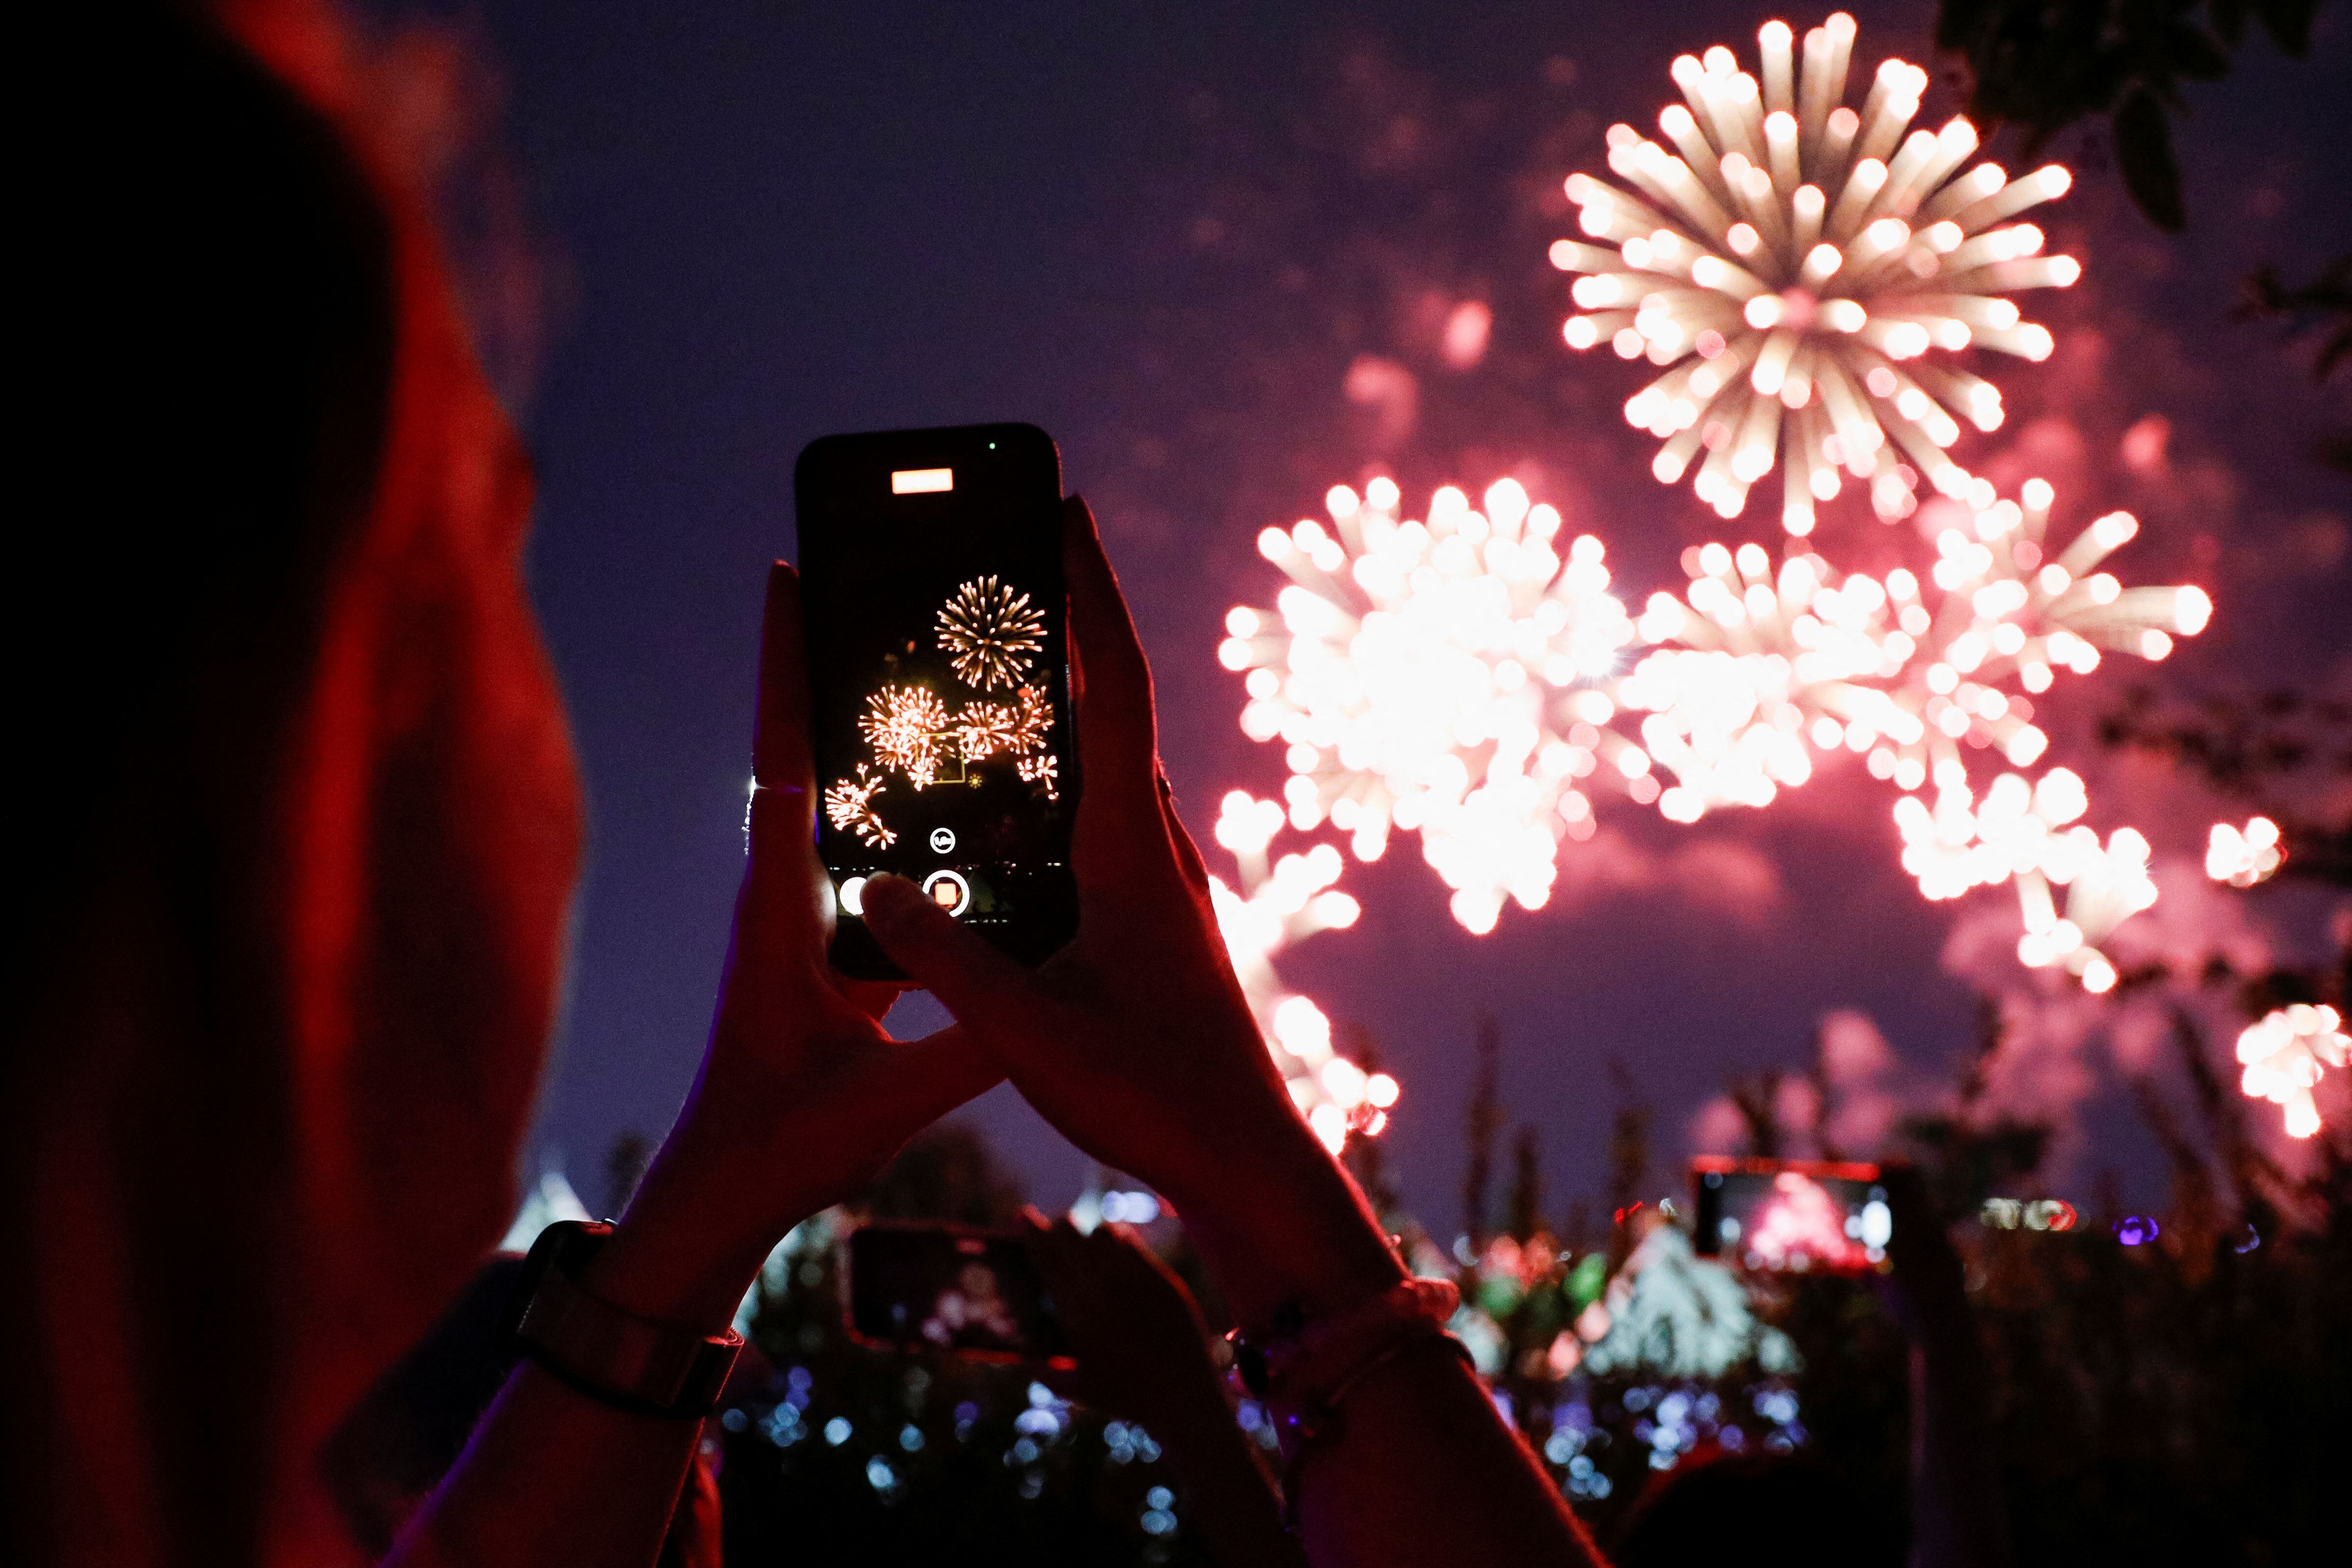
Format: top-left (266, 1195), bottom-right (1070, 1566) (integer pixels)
top-left (1690, 1156), bottom-right (1893, 1274)
top-left (794, 423), bottom-right (1079, 980)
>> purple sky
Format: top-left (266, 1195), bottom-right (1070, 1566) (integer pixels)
top-left (422, 0), bottom-right (2351, 1225)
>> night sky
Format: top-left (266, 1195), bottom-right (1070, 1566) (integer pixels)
top-left (396, 1), bottom-right (2352, 1226)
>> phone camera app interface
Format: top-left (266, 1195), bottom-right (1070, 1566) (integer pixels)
top-left (799, 434), bottom-right (1075, 959)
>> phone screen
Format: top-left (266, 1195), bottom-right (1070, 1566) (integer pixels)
top-left (1691, 1157), bottom-right (1892, 1274)
top-left (794, 424), bottom-right (1078, 979)
top-left (843, 1223), bottom-right (1068, 1365)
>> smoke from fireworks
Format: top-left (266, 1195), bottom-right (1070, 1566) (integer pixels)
top-left (937, 575), bottom-right (1048, 691)
top-left (1550, 12), bottom-right (2078, 530)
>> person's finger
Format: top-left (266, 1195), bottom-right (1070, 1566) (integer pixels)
top-left (745, 563), bottom-right (821, 927)
top-left (1156, 772), bottom-right (1215, 903)
top-left (1020, 1209), bottom-right (1080, 1284)
top-left (752, 561), bottom-right (815, 800)
top-left (868, 1021), bottom-right (1003, 1131)
top-left (1062, 496), bottom-right (1174, 887)
top-left (836, 975), bottom-right (911, 1022)
top-left (860, 873), bottom-right (1040, 1024)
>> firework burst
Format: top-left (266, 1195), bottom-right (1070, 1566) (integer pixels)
top-left (2205, 817), bottom-right (2283, 887)
top-left (938, 575), bottom-right (1048, 691)
top-left (860, 685), bottom-right (953, 787)
top-left (1551, 12), bottom-right (2078, 531)
top-left (1209, 792), bottom-right (1397, 1151)
top-left (824, 763), bottom-right (896, 848)
top-left (959, 685), bottom-right (1058, 798)
top-left (1017, 750), bottom-right (1061, 801)
top-left (957, 685), bottom-right (1049, 758)
top-left (1223, 472), bottom-right (2208, 982)
top-left (1625, 480), bottom-right (2207, 824)
top-left (1220, 478), bottom-right (1639, 932)
top-left (2236, 1005), bottom-right (2348, 1140)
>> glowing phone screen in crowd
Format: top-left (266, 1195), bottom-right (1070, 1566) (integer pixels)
top-left (844, 1223), bottom-right (1069, 1365)
top-left (794, 424), bottom-right (1077, 979)
top-left (1691, 1157), bottom-right (1893, 1274)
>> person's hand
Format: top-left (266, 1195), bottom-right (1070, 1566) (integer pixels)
top-left (1028, 1212), bottom-right (1313, 1568)
top-left (859, 498), bottom-right (1401, 1325)
top-left (1024, 1212), bottom-right (1224, 1430)
top-left (585, 564), bottom-right (999, 1331)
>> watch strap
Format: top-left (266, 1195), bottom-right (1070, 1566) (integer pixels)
top-left (504, 1220), bottom-right (743, 1420)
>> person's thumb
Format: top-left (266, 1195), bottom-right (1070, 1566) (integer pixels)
top-left (860, 873), bottom-right (1037, 1025)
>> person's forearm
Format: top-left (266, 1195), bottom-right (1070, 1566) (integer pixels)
top-left (1165, 1110), bottom-right (1406, 1328)
top-left (389, 1164), bottom-right (779, 1568)
top-left (386, 1362), bottom-right (705, 1568)
top-left (1291, 1336), bottom-right (1601, 1568)
top-left (1143, 1369), bottom-right (1306, 1568)
top-left (1172, 1124), bottom-right (1601, 1568)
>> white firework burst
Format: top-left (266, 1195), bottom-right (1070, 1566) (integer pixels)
top-left (1223, 472), bottom-right (2210, 989)
top-left (937, 575), bottom-right (1048, 691)
top-left (1622, 480), bottom-right (2208, 832)
top-left (2205, 817), bottom-right (2283, 887)
top-left (1218, 477), bottom-right (1639, 933)
top-left (2236, 1005), bottom-right (2348, 1140)
top-left (1551, 12), bottom-right (2079, 531)
top-left (1617, 477), bottom-right (2206, 990)
top-left (1016, 750), bottom-right (1061, 801)
top-left (860, 684), bottom-right (952, 787)
top-left (1208, 792), bottom-right (1397, 1152)
top-left (1619, 540), bottom-right (1918, 821)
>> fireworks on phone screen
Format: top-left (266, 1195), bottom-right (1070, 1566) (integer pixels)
top-left (822, 576), bottom-right (1059, 848)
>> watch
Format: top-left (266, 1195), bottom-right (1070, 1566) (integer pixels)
top-left (501, 1220), bottom-right (743, 1420)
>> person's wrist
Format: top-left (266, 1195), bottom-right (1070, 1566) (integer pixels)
top-left (579, 1154), bottom-right (792, 1335)
top-left (1168, 1116), bottom-right (1405, 1330)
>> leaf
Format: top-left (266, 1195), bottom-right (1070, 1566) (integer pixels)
top-left (2253, 0), bottom-right (2318, 55)
top-left (2114, 86), bottom-right (2188, 231)
top-left (2208, 0), bottom-right (2251, 48)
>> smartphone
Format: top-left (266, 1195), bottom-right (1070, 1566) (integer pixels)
top-left (842, 1222), bottom-right (1070, 1366)
top-left (794, 423), bottom-right (1079, 980)
top-left (1690, 1156), bottom-right (1893, 1274)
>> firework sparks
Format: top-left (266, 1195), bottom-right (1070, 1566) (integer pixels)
top-left (1551, 12), bottom-right (2078, 530)
top-left (2206, 817), bottom-right (2283, 887)
top-left (861, 684), bottom-right (953, 788)
top-left (1619, 540), bottom-right (1918, 821)
top-left (1016, 751), bottom-right (1061, 801)
top-left (1221, 478), bottom-right (1639, 932)
top-left (2236, 1005), bottom-right (2348, 1140)
top-left (824, 763), bottom-right (896, 848)
top-left (2009, 821), bottom-right (2156, 994)
top-left (1223, 472), bottom-right (2208, 988)
top-left (1209, 792), bottom-right (1395, 1151)
top-left (958, 684), bottom-right (1052, 760)
top-left (938, 575), bottom-right (1048, 691)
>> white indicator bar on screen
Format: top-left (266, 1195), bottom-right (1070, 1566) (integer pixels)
top-left (891, 467), bottom-right (954, 494)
